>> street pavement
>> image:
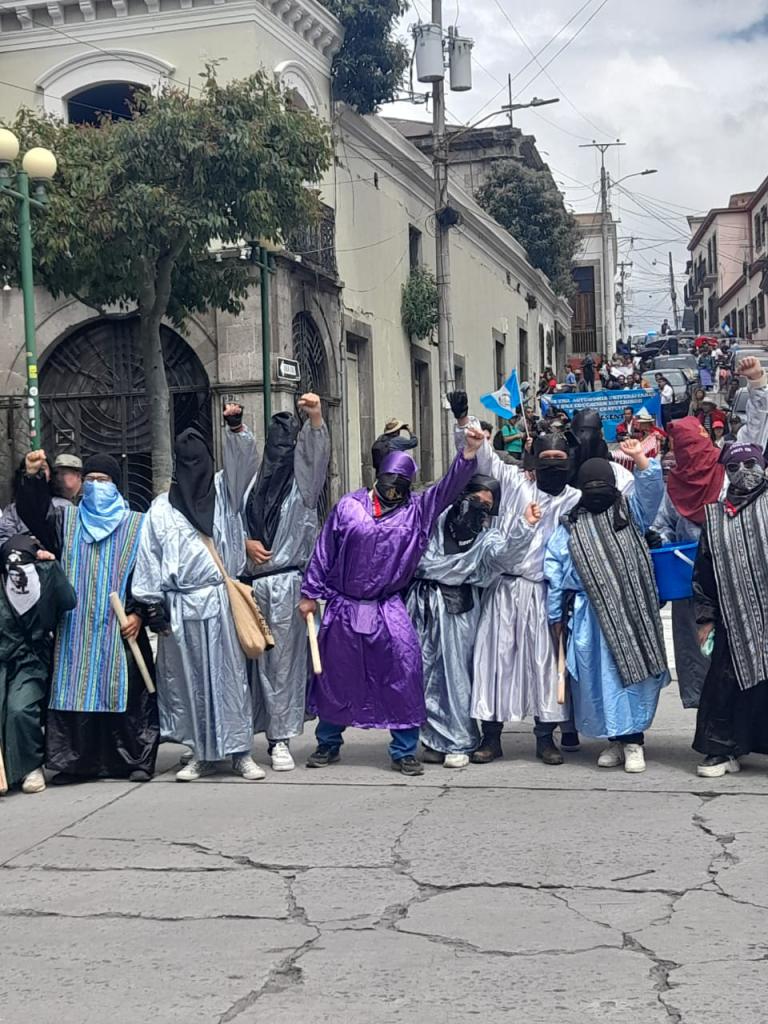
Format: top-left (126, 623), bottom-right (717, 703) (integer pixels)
top-left (2, 614), bottom-right (768, 1024)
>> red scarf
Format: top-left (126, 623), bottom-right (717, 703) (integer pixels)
top-left (666, 417), bottom-right (724, 525)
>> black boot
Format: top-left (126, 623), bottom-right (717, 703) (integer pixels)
top-left (536, 736), bottom-right (564, 766)
top-left (471, 721), bottom-right (503, 764)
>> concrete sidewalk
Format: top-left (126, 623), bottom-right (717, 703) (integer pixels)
top-left (1, 621), bottom-right (767, 1023)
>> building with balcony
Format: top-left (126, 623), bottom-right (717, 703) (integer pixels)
top-left (0, 0), bottom-right (572, 505)
top-left (686, 184), bottom-right (768, 341)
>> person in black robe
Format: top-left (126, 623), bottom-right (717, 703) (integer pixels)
top-left (693, 443), bottom-right (768, 778)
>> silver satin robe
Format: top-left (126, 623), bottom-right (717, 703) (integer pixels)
top-left (132, 430), bottom-right (258, 760)
top-left (407, 510), bottom-right (536, 754)
top-left (457, 422), bottom-right (634, 724)
top-left (248, 422), bottom-right (331, 741)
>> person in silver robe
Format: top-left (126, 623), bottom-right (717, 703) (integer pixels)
top-left (132, 405), bottom-right (262, 783)
top-left (450, 394), bottom-right (637, 766)
top-left (407, 475), bottom-right (540, 768)
top-left (242, 394), bottom-right (330, 773)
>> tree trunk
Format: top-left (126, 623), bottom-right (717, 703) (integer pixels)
top-left (140, 311), bottom-right (173, 495)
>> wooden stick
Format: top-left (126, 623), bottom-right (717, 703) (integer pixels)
top-left (556, 633), bottom-right (567, 706)
top-left (109, 592), bottom-right (156, 694)
top-left (0, 744), bottom-right (7, 795)
top-left (306, 612), bottom-right (322, 675)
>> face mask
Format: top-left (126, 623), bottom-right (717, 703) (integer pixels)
top-left (579, 482), bottom-right (620, 515)
top-left (374, 473), bottom-right (411, 510)
top-left (536, 461), bottom-right (570, 496)
top-left (726, 465), bottom-right (766, 495)
top-left (82, 479), bottom-right (119, 511)
top-left (3, 552), bottom-right (41, 616)
top-left (446, 496), bottom-right (490, 551)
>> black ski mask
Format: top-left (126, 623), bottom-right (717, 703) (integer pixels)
top-left (533, 434), bottom-right (571, 496)
top-left (567, 410), bottom-right (610, 482)
top-left (576, 458), bottom-right (621, 515)
top-left (374, 473), bottom-right (411, 512)
top-left (444, 476), bottom-right (501, 554)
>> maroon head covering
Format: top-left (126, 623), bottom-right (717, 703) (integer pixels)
top-left (666, 417), bottom-right (724, 525)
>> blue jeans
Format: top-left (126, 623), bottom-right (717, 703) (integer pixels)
top-left (316, 720), bottom-right (419, 762)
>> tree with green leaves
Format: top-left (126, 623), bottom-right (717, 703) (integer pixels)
top-left (475, 160), bottom-right (580, 297)
top-left (0, 68), bottom-right (331, 492)
top-left (320, 0), bottom-right (409, 113)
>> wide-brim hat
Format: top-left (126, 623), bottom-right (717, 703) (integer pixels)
top-left (384, 418), bottom-right (408, 435)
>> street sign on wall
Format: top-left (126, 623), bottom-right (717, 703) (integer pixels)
top-left (277, 358), bottom-right (301, 383)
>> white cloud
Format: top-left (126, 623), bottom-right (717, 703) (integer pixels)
top-left (388, 0), bottom-right (768, 328)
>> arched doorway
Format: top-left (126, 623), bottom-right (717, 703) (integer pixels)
top-left (40, 317), bottom-right (211, 510)
top-left (292, 311), bottom-right (331, 516)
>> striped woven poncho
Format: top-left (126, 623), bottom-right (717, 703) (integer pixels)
top-left (49, 505), bottom-right (144, 713)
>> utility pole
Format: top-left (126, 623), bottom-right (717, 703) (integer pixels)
top-left (668, 251), bottom-right (680, 331)
top-left (617, 260), bottom-right (632, 344)
top-left (580, 141), bottom-right (625, 355)
top-left (432, 0), bottom-right (455, 471)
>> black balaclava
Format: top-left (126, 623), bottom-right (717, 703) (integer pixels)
top-left (374, 473), bottom-right (411, 513)
top-left (567, 409), bottom-right (610, 482)
top-left (575, 458), bottom-right (621, 516)
top-left (169, 428), bottom-right (216, 537)
top-left (246, 412), bottom-right (301, 547)
top-left (1, 533), bottom-right (41, 616)
top-left (444, 475), bottom-right (501, 554)
top-left (533, 433), bottom-right (571, 496)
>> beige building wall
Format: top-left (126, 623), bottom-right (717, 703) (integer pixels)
top-left (333, 110), bottom-right (572, 479)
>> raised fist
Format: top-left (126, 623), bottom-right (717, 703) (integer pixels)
top-left (223, 402), bottom-right (244, 431)
top-left (737, 357), bottom-right (764, 383)
top-left (525, 502), bottom-right (542, 526)
top-left (446, 391), bottom-right (469, 420)
top-left (25, 449), bottom-right (47, 477)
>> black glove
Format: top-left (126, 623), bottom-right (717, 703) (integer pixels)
top-left (144, 602), bottom-right (171, 636)
top-left (446, 391), bottom-right (468, 420)
top-left (223, 404), bottom-right (244, 431)
top-left (644, 529), bottom-right (664, 550)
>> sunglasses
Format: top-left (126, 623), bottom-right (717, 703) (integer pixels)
top-left (726, 459), bottom-right (760, 473)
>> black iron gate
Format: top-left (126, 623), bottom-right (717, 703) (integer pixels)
top-left (40, 317), bottom-right (211, 511)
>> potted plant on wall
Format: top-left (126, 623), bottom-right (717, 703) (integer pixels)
top-left (401, 265), bottom-right (439, 343)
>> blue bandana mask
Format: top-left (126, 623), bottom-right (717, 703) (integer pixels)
top-left (78, 480), bottom-right (126, 543)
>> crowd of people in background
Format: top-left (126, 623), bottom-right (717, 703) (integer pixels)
top-left (2, 339), bottom-right (768, 796)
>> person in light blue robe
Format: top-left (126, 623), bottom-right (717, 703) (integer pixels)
top-left (545, 444), bottom-right (668, 774)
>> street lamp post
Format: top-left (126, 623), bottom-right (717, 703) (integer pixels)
top-left (0, 128), bottom-right (57, 448)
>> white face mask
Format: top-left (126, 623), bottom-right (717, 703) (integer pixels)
top-left (4, 560), bottom-right (41, 616)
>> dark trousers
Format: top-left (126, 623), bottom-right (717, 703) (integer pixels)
top-left (533, 716), bottom-right (576, 739)
top-left (609, 733), bottom-right (644, 745)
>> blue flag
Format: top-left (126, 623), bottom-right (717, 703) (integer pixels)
top-left (480, 369), bottom-right (522, 421)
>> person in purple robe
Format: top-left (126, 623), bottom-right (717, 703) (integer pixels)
top-left (298, 428), bottom-right (485, 776)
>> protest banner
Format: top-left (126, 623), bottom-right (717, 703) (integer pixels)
top-left (540, 388), bottom-right (661, 442)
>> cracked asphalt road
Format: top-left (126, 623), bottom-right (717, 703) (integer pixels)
top-left (2, 621), bottom-right (768, 1023)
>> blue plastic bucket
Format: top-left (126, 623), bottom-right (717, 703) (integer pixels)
top-left (650, 541), bottom-right (699, 601)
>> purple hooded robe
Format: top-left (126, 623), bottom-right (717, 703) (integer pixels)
top-left (303, 450), bottom-right (477, 729)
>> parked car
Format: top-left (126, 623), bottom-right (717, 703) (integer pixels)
top-left (730, 387), bottom-right (749, 419)
top-left (652, 354), bottom-right (699, 382)
top-left (654, 368), bottom-right (692, 423)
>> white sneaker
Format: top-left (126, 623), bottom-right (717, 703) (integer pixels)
top-left (597, 742), bottom-right (624, 768)
top-left (270, 742), bottom-right (295, 773)
top-left (176, 760), bottom-right (217, 782)
top-left (697, 756), bottom-right (741, 778)
top-left (232, 754), bottom-right (266, 781)
top-left (623, 744), bottom-right (646, 774)
top-left (21, 768), bottom-right (46, 794)
top-left (444, 753), bottom-right (470, 768)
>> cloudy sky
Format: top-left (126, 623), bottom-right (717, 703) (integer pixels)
top-left (383, 0), bottom-right (768, 330)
